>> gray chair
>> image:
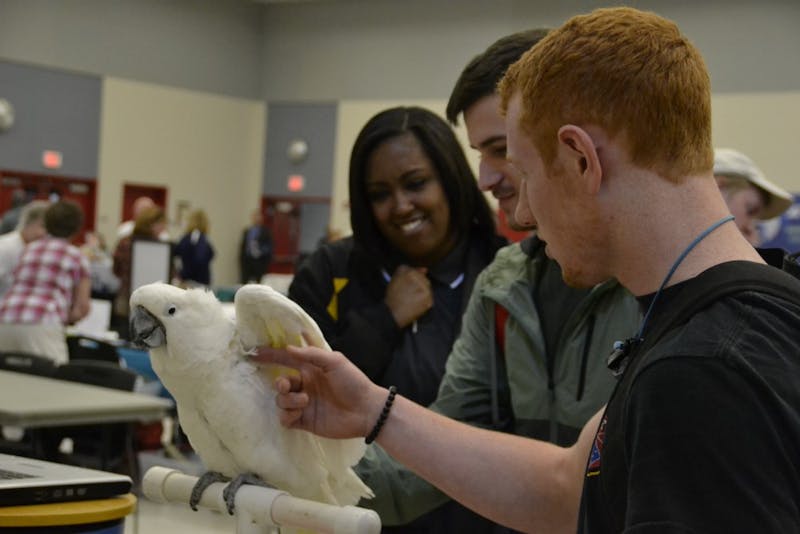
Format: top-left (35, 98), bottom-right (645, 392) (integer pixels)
top-left (42, 360), bottom-right (141, 480)
top-left (66, 335), bottom-right (121, 364)
top-left (0, 351), bottom-right (57, 377)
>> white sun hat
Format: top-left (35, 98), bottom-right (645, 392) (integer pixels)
top-left (714, 148), bottom-right (793, 220)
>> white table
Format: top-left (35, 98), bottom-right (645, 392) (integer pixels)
top-left (0, 369), bottom-right (173, 428)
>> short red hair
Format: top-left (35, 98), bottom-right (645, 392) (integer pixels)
top-left (499, 7), bottom-right (713, 182)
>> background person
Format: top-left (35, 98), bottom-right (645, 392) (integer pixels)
top-left (239, 209), bottom-right (273, 284)
top-left (0, 200), bottom-right (90, 363)
top-left (116, 195), bottom-right (154, 240)
top-left (116, 195), bottom-right (170, 242)
top-left (355, 30), bottom-right (640, 532)
top-left (174, 208), bottom-right (215, 287)
top-left (714, 147), bottom-right (793, 246)
top-left (0, 200), bottom-right (49, 298)
top-left (112, 205), bottom-right (168, 331)
top-left (81, 231), bottom-right (120, 299)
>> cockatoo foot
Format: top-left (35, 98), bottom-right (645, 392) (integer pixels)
top-left (190, 471), bottom-right (229, 511)
top-left (222, 473), bottom-right (274, 515)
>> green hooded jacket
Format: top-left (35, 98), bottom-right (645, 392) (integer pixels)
top-left (356, 236), bottom-right (641, 525)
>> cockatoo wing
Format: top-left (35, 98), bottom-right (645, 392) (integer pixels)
top-left (235, 283), bottom-right (329, 351)
top-left (234, 284), bottom-right (373, 504)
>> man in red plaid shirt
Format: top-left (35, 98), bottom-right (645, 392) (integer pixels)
top-left (0, 200), bottom-right (91, 363)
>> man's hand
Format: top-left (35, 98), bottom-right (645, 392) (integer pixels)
top-left (254, 344), bottom-right (388, 440)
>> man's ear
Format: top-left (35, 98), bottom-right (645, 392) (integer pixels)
top-left (557, 125), bottom-right (602, 195)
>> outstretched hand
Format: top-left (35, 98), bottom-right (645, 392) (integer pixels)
top-left (253, 343), bottom-right (388, 440)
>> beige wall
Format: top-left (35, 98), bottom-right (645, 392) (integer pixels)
top-left (97, 78), bottom-right (265, 286)
top-left (711, 91), bottom-right (800, 193)
top-left (93, 85), bottom-right (800, 289)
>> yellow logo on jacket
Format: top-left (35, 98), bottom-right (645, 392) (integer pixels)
top-left (326, 278), bottom-right (349, 320)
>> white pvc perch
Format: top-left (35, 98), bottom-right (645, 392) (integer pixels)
top-left (143, 466), bottom-right (381, 534)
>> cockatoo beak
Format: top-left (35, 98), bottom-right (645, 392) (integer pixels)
top-left (130, 305), bottom-right (167, 349)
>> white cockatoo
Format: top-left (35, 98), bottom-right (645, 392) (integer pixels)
top-left (129, 282), bottom-right (373, 512)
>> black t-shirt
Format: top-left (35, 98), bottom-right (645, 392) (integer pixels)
top-left (579, 261), bottom-right (800, 533)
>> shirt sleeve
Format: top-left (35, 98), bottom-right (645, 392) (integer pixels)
top-left (622, 356), bottom-right (798, 533)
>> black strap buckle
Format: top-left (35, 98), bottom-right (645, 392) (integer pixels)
top-left (607, 337), bottom-right (641, 378)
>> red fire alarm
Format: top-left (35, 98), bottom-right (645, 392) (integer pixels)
top-left (287, 174), bottom-right (305, 192)
top-left (42, 150), bottom-right (63, 169)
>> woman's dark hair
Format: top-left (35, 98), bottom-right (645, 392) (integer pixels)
top-left (44, 199), bottom-right (84, 238)
top-left (349, 106), bottom-right (498, 262)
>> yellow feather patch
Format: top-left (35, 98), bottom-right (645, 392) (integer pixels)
top-left (261, 325), bottom-right (302, 380)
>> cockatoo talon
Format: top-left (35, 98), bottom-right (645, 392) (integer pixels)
top-left (223, 473), bottom-right (272, 515)
top-left (189, 471), bottom-right (229, 511)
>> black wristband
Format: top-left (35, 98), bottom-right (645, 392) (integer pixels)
top-left (365, 386), bottom-right (397, 444)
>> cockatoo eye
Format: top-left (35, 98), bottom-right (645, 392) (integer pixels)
top-left (167, 305), bottom-right (177, 316)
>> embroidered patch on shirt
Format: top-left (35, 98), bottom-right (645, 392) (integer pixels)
top-left (586, 413), bottom-right (607, 477)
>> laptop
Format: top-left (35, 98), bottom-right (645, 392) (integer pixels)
top-left (0, 453), bottom-right (132, 506)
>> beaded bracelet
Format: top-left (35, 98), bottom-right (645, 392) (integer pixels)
top-left (365, 386), bottom-right (397, 444)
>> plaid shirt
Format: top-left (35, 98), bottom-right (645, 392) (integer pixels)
top-left (0, 236), bottom-right (89, 325)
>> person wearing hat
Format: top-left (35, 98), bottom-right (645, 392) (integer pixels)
top-left (714, 147), bottom-right (793, 246)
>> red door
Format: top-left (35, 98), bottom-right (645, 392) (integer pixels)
top-left (260, 196), bottom-right (331, 274)
top-left (262, 198), bottom-right (301, 274)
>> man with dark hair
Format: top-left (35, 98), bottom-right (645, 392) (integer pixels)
top-left (354, 28), bottom-right (639, 531)
top-left (240, 209), bottom-right (273, 284)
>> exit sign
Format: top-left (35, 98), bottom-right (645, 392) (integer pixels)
top-left (42, 150), bottom-right (63, 169)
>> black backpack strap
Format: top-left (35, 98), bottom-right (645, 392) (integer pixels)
top-left (783, 250), bottom-right (800, 280)
top-left (757, 247), bottom-right (800, 281)
top-left (610, 262), bottom-right (800, 377)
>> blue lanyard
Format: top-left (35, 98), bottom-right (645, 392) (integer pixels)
top-left (608, 214), bottom-right (735, 375)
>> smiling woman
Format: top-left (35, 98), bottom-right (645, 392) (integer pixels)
top-left (363, 132), bottom-right (455, 267)
top-left (288, 106), bottom-right (505, 408)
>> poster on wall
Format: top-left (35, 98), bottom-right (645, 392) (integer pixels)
top-left (759, 194), bottom-right (800, 253)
